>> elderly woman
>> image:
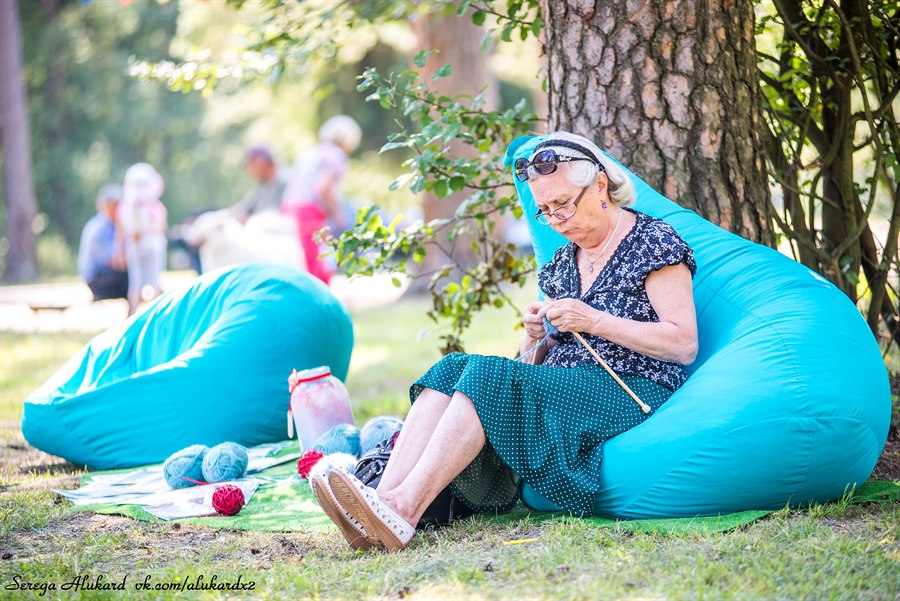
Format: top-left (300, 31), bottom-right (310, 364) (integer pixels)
top-left (316, 131), bottom-right (698, 551)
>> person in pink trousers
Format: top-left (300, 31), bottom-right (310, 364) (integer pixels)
top-left (281, 115), bottom-right (361, 284)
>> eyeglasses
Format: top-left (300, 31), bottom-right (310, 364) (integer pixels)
top-left (535, 185), bottom-right (590, 225)
top-left (515, 150), bottom-right (596, 182)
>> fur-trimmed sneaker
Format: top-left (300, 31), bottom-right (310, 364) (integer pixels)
top-left (328, 469), bottom-right (416, 552)
top-left (310, 471), bottom-right (376, 550)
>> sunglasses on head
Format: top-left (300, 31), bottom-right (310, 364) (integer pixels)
top-left (514, 140), bottom-right (604, 182)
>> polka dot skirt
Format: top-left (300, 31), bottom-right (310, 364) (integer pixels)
top-left (410, 353), bottom-right (673, 517)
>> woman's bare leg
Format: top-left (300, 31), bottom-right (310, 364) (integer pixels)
top-left (378, 391), bottom-right (485, 526)
top-left (376, 387), bottom-right (451, 491)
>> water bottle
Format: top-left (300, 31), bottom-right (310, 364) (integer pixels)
top-left (287, 366), bottom-right (354, 453)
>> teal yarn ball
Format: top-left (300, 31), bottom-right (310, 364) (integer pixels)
top-left (201, 442), bottom-right (249, 483)
top-left (312, 423), bottom-right (361, 458)
top-left (360, 416), bottom-right (403, 454)
top-left (163, 444), bottom-right (208, 489)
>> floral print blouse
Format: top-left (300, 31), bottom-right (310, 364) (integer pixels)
top-left (538, 209), bottom-right (697, 391)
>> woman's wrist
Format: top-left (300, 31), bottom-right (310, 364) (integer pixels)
top-left (587, 309), bottom-right (605, 336)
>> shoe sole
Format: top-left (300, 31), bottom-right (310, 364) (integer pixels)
top-left (310, 475), bottom-right (376, 551)
top-left (328, 470), bottom-right (412, 553)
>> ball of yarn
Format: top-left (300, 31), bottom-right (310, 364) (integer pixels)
top-left (307, 452), bottom-right (359, 493)
top-left (162, 444), bottom-right (208, 489)
top-left (312, 423), bottom-right (361, 458)
top-left (211, 484), bottom-right (245, 516)
top-left (201, 442), bottom-right (249, 483)
top-left (360, 416), bottom-right (404, 454)
top-left (297, 448), bottom-right (325, 479)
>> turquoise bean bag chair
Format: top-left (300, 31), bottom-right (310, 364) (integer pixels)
top-left (506, 136), bottom-right (891, 518)
top-left (22, 264), bottom-right (353, 470)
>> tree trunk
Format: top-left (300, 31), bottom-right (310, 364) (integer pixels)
top-left (406, 12), bottom-right (498, 294)
top-left (539, 0), bottom-right (773, 245)
top-left (44, 0), bottom-right (73, 245)
top-left (0, 0), bottom-right (38, 282)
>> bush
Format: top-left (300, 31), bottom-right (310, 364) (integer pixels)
top-left (36, 232), bottom-right (76, 280)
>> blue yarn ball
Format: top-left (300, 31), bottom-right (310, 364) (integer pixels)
top-left (312, 423), bottom-right (361, 458)
top-left (360, 416), bottom-right (404, 454)
top-left (201, 442), bottom-right (249, 483)
top-left (163, 444), bottom-right (208, 489)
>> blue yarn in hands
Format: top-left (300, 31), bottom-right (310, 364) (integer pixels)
top-left (542, 315), bottom-right (559, 336)
top-left (163, 444), bottom-right (208, 489)
top-left (201, 442), bottom-right (249, 483)
top-left (517, 313), bottom-right (558, 363)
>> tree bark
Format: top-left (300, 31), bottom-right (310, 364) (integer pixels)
top-left (0, 0), bottom-right (38, 282)
top-left (406, 12), bottom-right (498, 294)
top-left (539, 0), bottom-right (773, 245)
top-left (44, 0), bottom-right (73, 245)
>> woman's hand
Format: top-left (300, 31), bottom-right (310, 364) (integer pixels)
top-left (542, 298), bottom-right (602, 334)
top-left (523, 301), bottom-right (548, 341)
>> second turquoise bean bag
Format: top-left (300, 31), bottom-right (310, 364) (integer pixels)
top-left (22, 264), bottom-right (354, 470)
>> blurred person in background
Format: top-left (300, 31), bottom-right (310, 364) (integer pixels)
top-left (230, 145), bottom-right (286, 220)
top-left (77, 184), bottom-right (129, 301)
top-left (117, 162), bottom-right (168, 316)
top-left (282, 115), bottom-right (362, 284)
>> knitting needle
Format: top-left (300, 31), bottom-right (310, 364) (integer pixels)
top-left (571, 331), bottom-right (651, 414)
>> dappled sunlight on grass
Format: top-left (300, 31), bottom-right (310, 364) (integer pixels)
top-left (0, 332), bottom-right (92, 423)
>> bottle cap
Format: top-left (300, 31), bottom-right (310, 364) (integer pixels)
top-left (293, 366), bottom-right (331, 384)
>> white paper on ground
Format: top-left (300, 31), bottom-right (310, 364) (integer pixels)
top-left (143, 479), bottom-right (260, 520)
top-left (53, 441), bottom-right (296, 510)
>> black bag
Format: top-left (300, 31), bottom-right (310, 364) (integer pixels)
top-left (354, 432), bottom-right (475, 530)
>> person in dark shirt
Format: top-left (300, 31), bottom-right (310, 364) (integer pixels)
top-left (230, 146), bottom-right (286, 219)
top-left (77, 184), bottom-right (128, 300)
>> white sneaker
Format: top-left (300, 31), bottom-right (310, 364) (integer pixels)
top-left (328, 469), bottom-right (416, 552)
top-left (310, 471), bottom-right (376, 550)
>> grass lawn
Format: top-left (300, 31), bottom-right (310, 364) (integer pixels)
top-left (1, 290), bottom-right (898, 600)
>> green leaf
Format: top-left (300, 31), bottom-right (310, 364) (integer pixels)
top-left (471, 10), bottom-right (486, 26)
top-left (391, 277), bottom-right (402, 288)
top-left (449, 176), bottom-right (466, 192)
top-left (433, 64), bottom-right (453, 80)
top-left (380, 141), bottom-right (410, 153)
top-left (413, 49), bottom-right (433, 68)
top-left (531, 15), bottom-right (543, 37)
top-left (389, 173), bottom-right (415, 190)
top-left (434, 179), bottom-right (449, 198)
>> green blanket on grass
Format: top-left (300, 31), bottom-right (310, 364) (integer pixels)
top-left (75, 451), bottom-right (900, 536)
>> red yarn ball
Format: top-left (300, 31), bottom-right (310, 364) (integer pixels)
top-left (211, 484), bottom-right (245, 516)
top-left (297, 449), bottom-right (325, 479)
